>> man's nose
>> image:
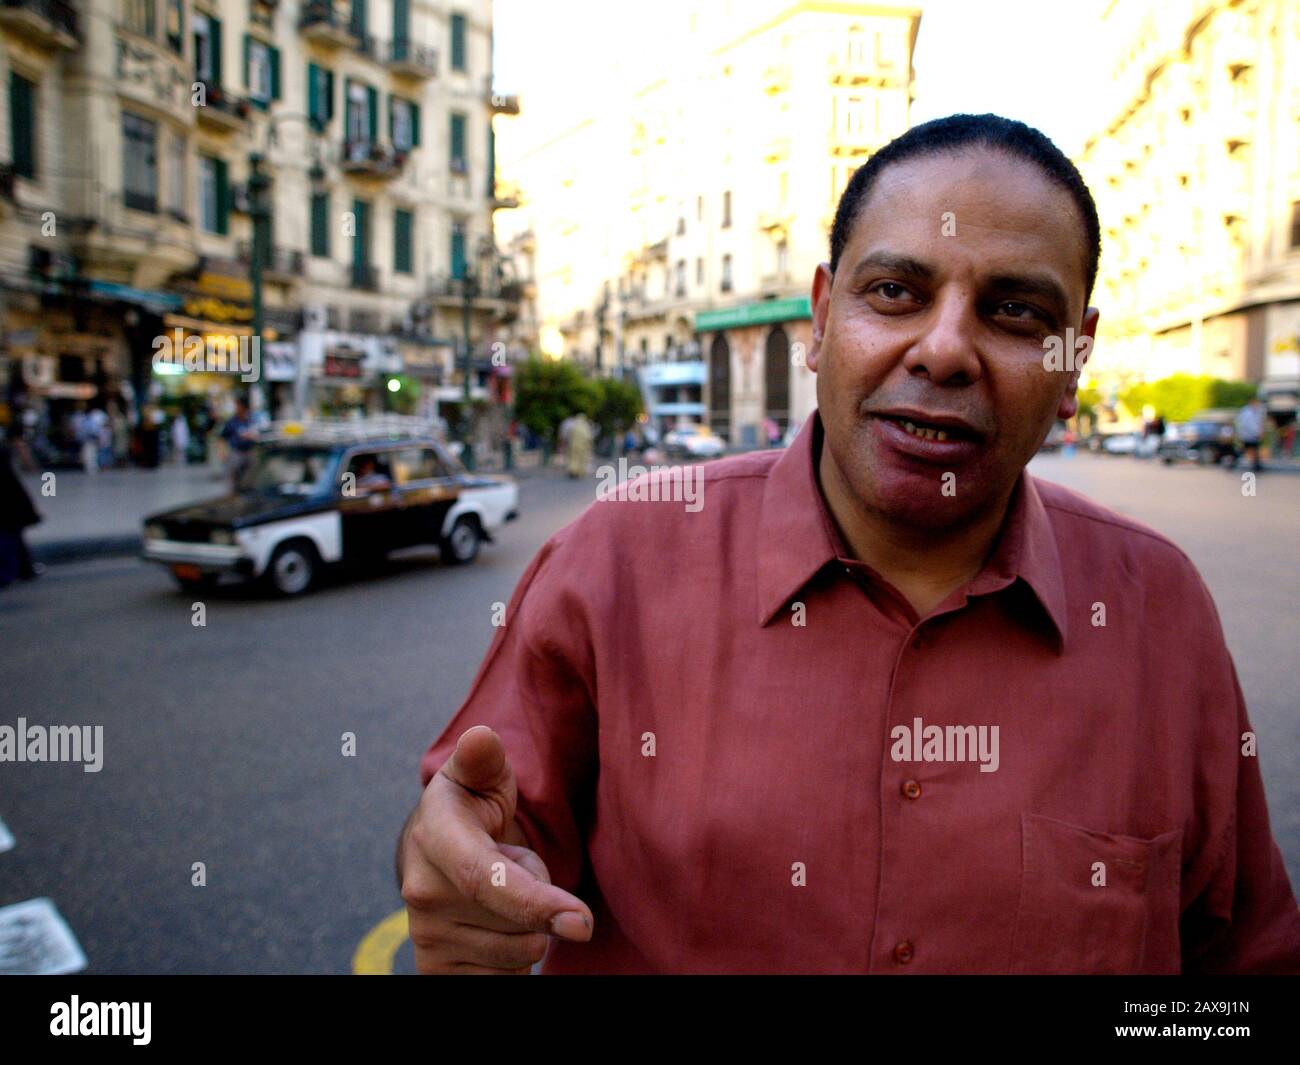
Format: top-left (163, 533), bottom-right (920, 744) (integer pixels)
top-left (901, 291), bottom-right (982, 385)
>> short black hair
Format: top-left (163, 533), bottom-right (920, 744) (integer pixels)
top-left (829, 113), bottom-right (1101, 305)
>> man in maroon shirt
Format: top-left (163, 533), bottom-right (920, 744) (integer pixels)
top-left (397, 114), bottom-right (1300, 974)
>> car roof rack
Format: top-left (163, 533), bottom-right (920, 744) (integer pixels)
top-left (257, 416), bottom-right (445, 446)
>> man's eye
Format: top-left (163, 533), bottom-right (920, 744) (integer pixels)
top-left (996, 301), bottom-right (1041, 321)
top-left (870, 281), bottom-right (913, 301)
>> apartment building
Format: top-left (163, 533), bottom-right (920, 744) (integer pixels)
top-left (1079, 0), bottom-right (1300, 422)
top-left (500, 0), bottom-right (920, 447)
top-left (0, 0), bottom-right (519, 448)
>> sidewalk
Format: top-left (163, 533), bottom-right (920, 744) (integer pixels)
top-left (19, 448), bottom-right (553, 565)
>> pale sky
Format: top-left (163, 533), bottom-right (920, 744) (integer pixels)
top-left (493, 0), bottom-right (1111, 160)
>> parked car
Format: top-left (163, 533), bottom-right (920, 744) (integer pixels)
top-left (663, 424), bottom-right (726, 458)
top-left (142, 421), bottom-right (518, 596)
top-left (1101, 433), bottom-right (1140, 455)
top-left (1157, 410), bottom-right (1238, 466)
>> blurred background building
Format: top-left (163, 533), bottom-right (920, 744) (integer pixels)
top-left (496, 0), bottom-right (921, 447)
top-left (1079, 0), bottom-right (1300, 424)
top-left (0, 0), bottom-right (525, 462)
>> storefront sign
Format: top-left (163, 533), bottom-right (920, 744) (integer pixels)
top-left (694, 296), bottom-right (811, 332)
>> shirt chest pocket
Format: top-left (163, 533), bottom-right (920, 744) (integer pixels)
top-left (1010, 813), bottom-right (1182, 974)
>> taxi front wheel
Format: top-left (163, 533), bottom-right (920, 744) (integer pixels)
top-left (265, 539), bottom-right (318, 596)
top-left (441, 517), bottom-right (481, 565)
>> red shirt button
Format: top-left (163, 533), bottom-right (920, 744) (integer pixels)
top-left (901, 779), bottom-right (922, 800)
top-left (894, 940), bottom-right (914, 964)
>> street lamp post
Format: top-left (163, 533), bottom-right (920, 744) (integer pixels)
top-left (248, 152), bottom-right (270, 414)
top-left (247, 113), bottom-right (319, 419)
top-left (459, 258), bottom-right (478, 471)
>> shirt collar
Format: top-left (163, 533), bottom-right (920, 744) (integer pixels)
top-left (755, 410), bottom-right (1069, 650)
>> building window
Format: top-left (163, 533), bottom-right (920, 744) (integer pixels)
top-left (193, 14), bottom-right (221, 85)
top-left (310, 191), bottom-right (330, 257)
top-left (696, 257), bottom-right (703, 286)
top-left (394, 208), bottom-right (414, 274)
top-left (390, 97), bottom-right (420, 152)
top-left (165, 0), bottom-right (184, 53)
top-left (351, 198), bottom-right (372, 285)
top-left (697, 194), bottom-right (703, 221)
top-left (9, 71), bottom-right (36, 181)
top-left (393, 0), bottom-right (411, 47)
top-left (167, 133), bottom-right (186, 217)
top-left (450, 222), bottom-right (467, 279)
top-left (721, 254), bottom-right (733, 293)
top-left (122, 112), bottom-right (158, 213)
top-left (721, 190), bottom-right (731, 228)
top-left (449, 112), bottom-right (467, 172)
top-left (675, 260), bottom-right (686, 297)
top-left (123, 0), bottom-right (155, 38)
top-left (198, 154), bottom-right (228, 234)
top-left (1291, 202), bottom-right (1300, 249)
top-left (676, 215), bottom-right (685, 236)
top-left (307, 63), bottom-right (335, 130)
top-left (450, 12), bottom-right (467, 72)
top-left (245, 37), bottom-right (280, 108)
top-left (350, 0), bottom-right (368, 38)
top-left (346, 80), bottom-right (377, 153)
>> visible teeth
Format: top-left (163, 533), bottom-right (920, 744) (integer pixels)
top-left (900, 419), bottom-right (950, 442)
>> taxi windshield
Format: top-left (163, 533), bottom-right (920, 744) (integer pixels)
top-left (239, 446), bottom-right (336, 496)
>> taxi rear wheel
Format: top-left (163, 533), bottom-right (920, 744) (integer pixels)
top-left (441, 517), bottom-right (481, 565)
top-left (265, 539), bottom-right (318, 597)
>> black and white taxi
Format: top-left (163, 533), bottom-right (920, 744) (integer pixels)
top-left (142, 419), bottom-right (519, 596)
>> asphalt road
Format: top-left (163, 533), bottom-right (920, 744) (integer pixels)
top-left (0, 452), bottom-right (1295, 973)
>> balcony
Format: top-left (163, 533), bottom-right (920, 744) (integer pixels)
top-left (757, 205), bottom-right (793, 232)
top-left (763, 136), bottom-right (790, 163)
top-left (762, 63), bottom-right (791, 94)
top-left (350, 263), bottom-right (379, 291)
top-left (491, 180), bottom-right (520, 210)
top-left (0, 0), bottom-right (78, 50)
top-left (237, 241), bottom-right (304, 282)
top-left (341, 140), bottom-right (408, 179)
top-left (387, 38), bottom-right (437, 80)
top-left (828, 52), bottom-right (895, 86)
top-left (299, 1), bottom-right (357, 48)
top-left (829, 126), bottom-right (876, 156)
top-left (194, 83), bottom-right (250, 133)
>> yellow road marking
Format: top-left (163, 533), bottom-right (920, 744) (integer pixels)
top-left (352, 908), bottom-right (409, 975)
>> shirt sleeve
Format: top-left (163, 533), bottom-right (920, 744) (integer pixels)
top-left (417, 527), bottom-right (598, 894)
top-left (1179, 576), bottom-right (1300, 974)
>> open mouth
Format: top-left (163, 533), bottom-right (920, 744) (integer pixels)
top-left (874, 414), bottom-right (982, 444)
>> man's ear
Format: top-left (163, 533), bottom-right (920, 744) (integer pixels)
top-left (807, 263), bottom-right (833, 373)
top-left (1057, 305), bottom-right (1100, 421)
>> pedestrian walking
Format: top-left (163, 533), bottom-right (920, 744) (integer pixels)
top-left (170, 412), bottom-right (191, 466)
top-left (565, 412), bottom-right (593, 479)
top-left (1234, 397), bottom-right (1265, 473)
top-left (220, 399), bottom-right (257, 489)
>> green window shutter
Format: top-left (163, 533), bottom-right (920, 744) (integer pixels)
top-left (310, 192), bottom-right (330, 257)
top-left (387, 95), bottom-right (394, 144)
top-left (394, 208), bottom-right (412, 274)
top-left (450, 113), bottom-right (465, 162)
top-left (211, 19), bottom-right (223, 86)
top-left (214, 157), bottom-right (229, 235)
top-left (450, 226), bottom-right (466, 279)
top-left (366, 85), bottom-right (378, 142)
top-left (351, 0), bottom-right (367, 38)
top-left (307, 62), bottom-right (320, 126)
top-left (270, 46), bottom-right (280, 100)
top-left (324, 69), bottom-right (334, 121)
top-left (393, 0), bottom-right (409, 44)
top-left (243, 34), bottom-right (250, 90)
top-left (451, 13), bottom-right (466, 71)
top-left (9, 72), bottom-right (35, 180)
top-left (410, 101), bottom-right (420, 146)
top-left (487, 124), bottom-right (495, 196)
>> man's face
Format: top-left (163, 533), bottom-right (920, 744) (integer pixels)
top-left (808, 148), bottom-right (1099, 530)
